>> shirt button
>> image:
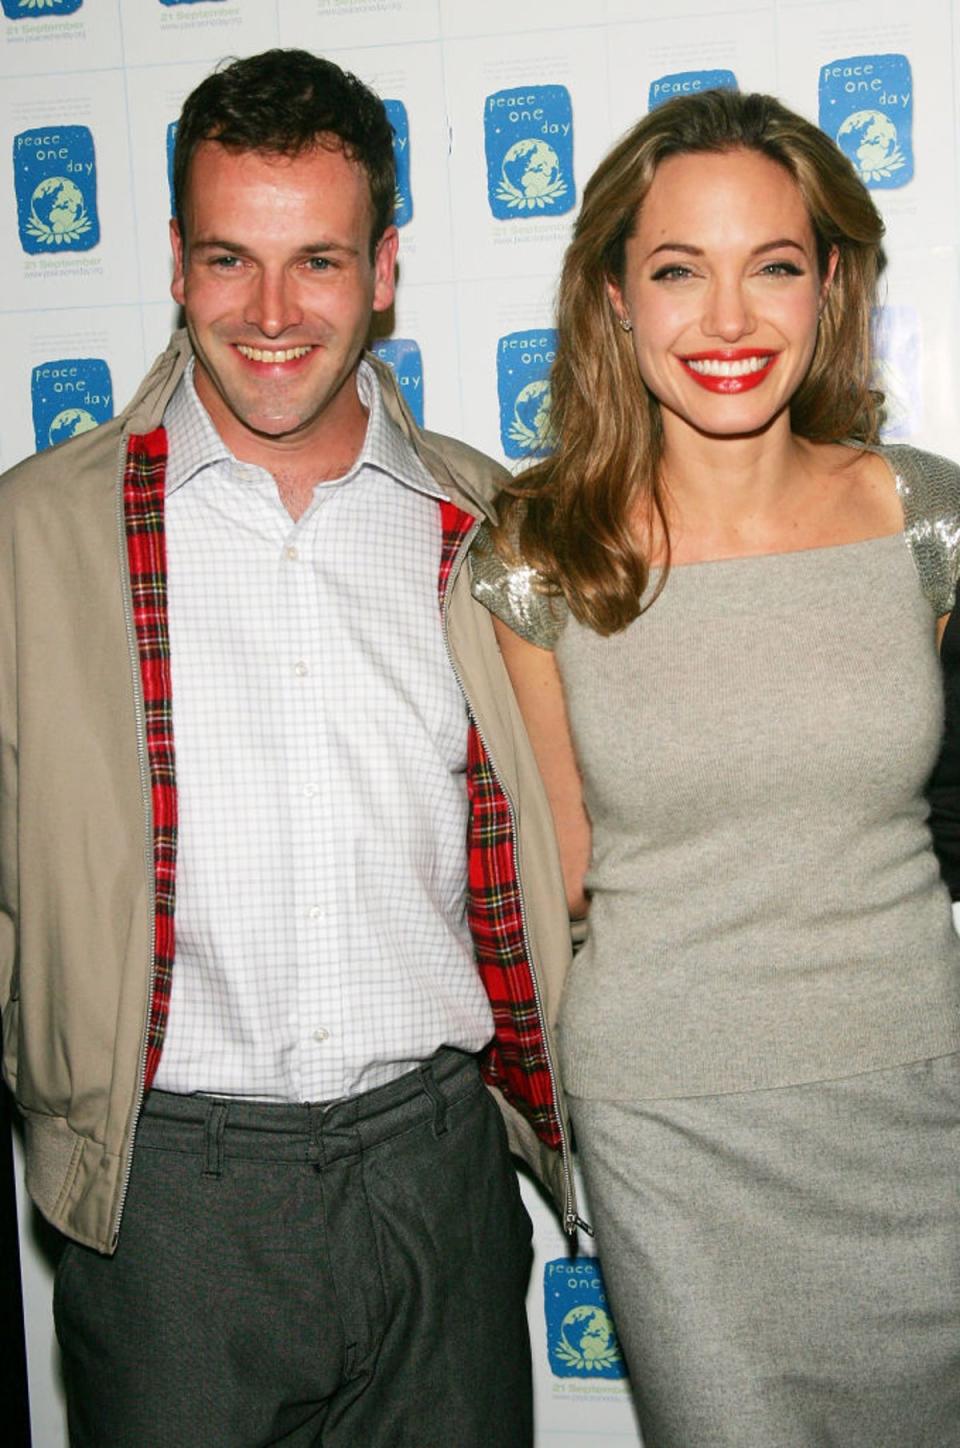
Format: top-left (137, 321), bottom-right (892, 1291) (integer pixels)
top-left (285, 545), bottom-right (299, 561)
top-left (313, 1027), bottom-right (330, 1043)
top-left (308, 905), bottom-right (323, 920)
top-left (303, 782), bottom-right (319, 798)
top-left (293, 660), bottom-right (309, 677)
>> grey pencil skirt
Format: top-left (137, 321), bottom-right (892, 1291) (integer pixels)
top-left (568, 1052), bottom-right (960, 1448)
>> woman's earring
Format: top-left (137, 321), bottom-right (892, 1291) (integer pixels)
top-left (618, 316), bottom-right (633, 333)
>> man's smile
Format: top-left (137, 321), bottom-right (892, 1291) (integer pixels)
top-left (234, 344), bottom-right (315, 364)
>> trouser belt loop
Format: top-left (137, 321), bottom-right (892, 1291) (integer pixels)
top-left (417, 1063), bottom-right (449, 1139)
top-left (203, 1102), bottom-right (228, 1178)
top-left (308, 1104), bottom-right (326, 1170)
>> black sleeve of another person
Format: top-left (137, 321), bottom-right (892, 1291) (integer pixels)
top-left (928, 607), bottom-right (960, 901)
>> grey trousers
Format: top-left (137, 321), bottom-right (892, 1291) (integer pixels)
top-left (54, 1049), bottom-right (534, 1448)
top-left (570, 1053), bottom-right (960, 1448)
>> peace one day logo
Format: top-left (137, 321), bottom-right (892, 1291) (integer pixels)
top-left (31, 358), bottom-right (113, 452)
top-left (819, 53), bottom-right (913, 188)
top-left (544, 1258), bottom-right (626, 1379)
top-left (384, 99), bottom-right (412, 227)
top-left (497, 329), bottom-right (556, 460)
top-left (484, 85), bottom-right (574, 220)
top-left (369, 338), bottom-right (423, 426)
top-left (648, 68), bottom-right (737, 112)
top-left (13, 126), bottom-right (100, 254)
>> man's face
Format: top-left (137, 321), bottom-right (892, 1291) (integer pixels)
top-left (170, 140), bottom-right (398, 454)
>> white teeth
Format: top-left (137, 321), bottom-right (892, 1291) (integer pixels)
top-left (684, 355), bottom-right (772, 377)
top-left (236, 345), bottom-right (313, 363)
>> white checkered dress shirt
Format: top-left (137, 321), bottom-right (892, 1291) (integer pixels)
top-left (152, 359), bottom-right (493, 1102)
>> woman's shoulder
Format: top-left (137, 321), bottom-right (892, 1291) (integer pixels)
top-left (870, 440), bottom-right (960, 503)
top-left (871, 441), bottom-right (960, 614)
top-left (469, 516), bottom-right (569, 650)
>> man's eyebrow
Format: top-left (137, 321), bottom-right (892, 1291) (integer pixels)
top-left (189, 238), bottom-right (360, 257)
top-left (298, 241), bottom-right (360, 257)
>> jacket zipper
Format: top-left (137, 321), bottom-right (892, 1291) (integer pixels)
top-left (110, 435), bottom-right (157, 1249)
top-left (442, 521), bottom-right (584, 1235)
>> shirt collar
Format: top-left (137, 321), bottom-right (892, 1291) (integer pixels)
top-left (162, 355), bottom-right (446, 502)
top-left (163, 357), bottom-right (231, 496)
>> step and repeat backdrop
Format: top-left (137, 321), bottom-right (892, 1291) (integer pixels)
top-left (3, 1), bottom-right (959, 1444)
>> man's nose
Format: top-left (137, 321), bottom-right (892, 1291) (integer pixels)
top-left (244, 270), bottom-right (303, 336)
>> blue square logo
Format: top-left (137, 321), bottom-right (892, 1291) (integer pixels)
top-left (166, 120), bottom-right (178, 218)
top-left (370, 339), bottom-right (424, 426)
top-left (873, 305), bottom-right (921, 441)
top-left (13, 125), bottom-right (100, 254)
top-left (544, 1258), bottom-right (626, 1379)
top-left (384, 100), bottom-right (412, 228)
top-left (648, 69), bottom-right (737, 112)
top-left (819, 54), bottom-right (913, 189)
top-left (2, 0), bottom-right (83, 16)
top-left (496, 329), bottom-right (556, 460)
top-left (484, 85), bottom-right (574, 220)
top-left (31, 358), bottom-right (113, 452)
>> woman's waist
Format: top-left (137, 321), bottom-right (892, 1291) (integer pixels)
top-left (558, 933), bottom-right (960, 1101)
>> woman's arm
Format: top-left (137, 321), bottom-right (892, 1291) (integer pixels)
top-left (493, 615), bottom-right (592, 919)
top-left (928, 610), bottom-right (960, 900)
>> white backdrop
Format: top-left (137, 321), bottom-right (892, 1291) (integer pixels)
top-left (4, 1), bottom-right (960, 1443)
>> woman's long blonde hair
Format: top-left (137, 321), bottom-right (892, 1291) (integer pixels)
top-left (502, 89), bottom-right (886, 636)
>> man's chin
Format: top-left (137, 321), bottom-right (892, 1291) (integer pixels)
top-left (237, 411), bottom-right (308, 440)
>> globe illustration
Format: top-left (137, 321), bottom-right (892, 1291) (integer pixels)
top-left (835, 110), bottom-right (904, 183)
top-left (28, 176), bottom-right (91, 245)
top-left (557, 1304), bottom-right (621, 1371)
top-left (48, 407), bottom-right (98, 448)
top-left (510, 378), bottom-right (552, 454)
top-left (498, 138), bottom-right (567, 210)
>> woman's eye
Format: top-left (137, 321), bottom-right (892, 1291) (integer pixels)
top-left (650, 264), bottom-right (693, 282)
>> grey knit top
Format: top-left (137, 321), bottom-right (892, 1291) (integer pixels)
top-left (472, 445), bottom-right (960, 1099)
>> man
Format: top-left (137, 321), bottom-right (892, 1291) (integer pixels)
top-left (0, 50), bottom-right (575, 1447)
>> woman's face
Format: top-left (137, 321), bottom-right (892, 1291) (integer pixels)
top-left (607, 147), bottom-right (837, 447)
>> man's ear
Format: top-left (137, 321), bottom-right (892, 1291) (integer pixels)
top-left (372, 226), bottom-right (400, 314)
top-left (170, 217), bottom-right (186, 306)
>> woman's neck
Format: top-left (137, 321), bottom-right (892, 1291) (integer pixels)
top-left (647, 419), bottom-right (897, 567)
top-left (660, 415), bottom-right (805, 526)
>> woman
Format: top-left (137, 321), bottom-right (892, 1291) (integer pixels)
top-left (472, 90), bottom-right (960, 1446)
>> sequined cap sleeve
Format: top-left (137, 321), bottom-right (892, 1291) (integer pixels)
top-left (469, 520), bottom-right (569, 649)
top-left (880, 443), bottom-right (960, 615)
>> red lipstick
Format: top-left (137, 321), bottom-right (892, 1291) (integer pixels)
top-left (678, 349), bottom-right (778, 394)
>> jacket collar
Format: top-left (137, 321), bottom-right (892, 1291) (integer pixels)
top-left (162, 355), bottom-right (445, 504)
top-left (122, 331), bottom-right (503, 524)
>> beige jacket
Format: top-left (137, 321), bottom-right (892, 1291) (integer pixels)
top-left (0, 332), bottom-right (575, 1252)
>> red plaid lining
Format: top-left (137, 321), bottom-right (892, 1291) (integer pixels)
top-left (439, 501), bottom-right (563, 1150)
top-left (120, 463), bottom-right (559, 1146)
top-left (123, 430), bottom-right (177, 1092)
